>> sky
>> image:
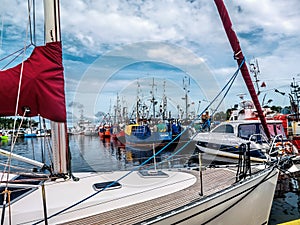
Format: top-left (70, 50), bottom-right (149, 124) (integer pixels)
top-left (1, 0), bottom-right (300, 124)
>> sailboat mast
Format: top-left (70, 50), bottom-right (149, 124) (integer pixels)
top-left (151, 78), bottom-right (156, 119)
top-left (214, 0), bottom-right (271, 139)
top-left (44, 0), bottom-right (61, 43)
top-left (44, 0), bottom-right (69, 175)
top-left (162, 80), bottom-right (167, 119)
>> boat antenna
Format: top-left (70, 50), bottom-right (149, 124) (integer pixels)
top-left (0, 14), bottom-right (3, 51)
top-left (249, 58), bottom-right (261, 95)
top-left (150, 77), bottom-right (157, 119)
top-left (182, 75), bottom-right (190, 120)
top-left (290, 77), bottom-right (300, 116)
top-left (161, 80), bottom-right (168, 119)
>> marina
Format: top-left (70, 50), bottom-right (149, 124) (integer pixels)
top-left (0, 0), bottom-right (299, 224)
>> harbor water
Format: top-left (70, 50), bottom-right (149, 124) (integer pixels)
top-left (0, 135), bottom-right (299, 224)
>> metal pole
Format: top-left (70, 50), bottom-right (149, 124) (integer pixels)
top-left (41, 183), bottom-right (48, 225)
top-left (199, 152), bottom-right (203, 196)
top-left (153, 143), bottom-right (157, 172)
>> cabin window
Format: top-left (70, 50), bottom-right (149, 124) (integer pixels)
top-left (238, 124), bottom-right (257, 139)
top-left (261, 124), bottom-right (287, 139)
top-left (275, 124), bottom-right (286, 138)
top-left (267, 124), bottom-right (276, 137)
top-left (259, 125), bottom-right (268, 140)
top-left (212, 124), bottom-right (233, 133)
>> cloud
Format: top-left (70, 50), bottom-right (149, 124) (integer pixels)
top-left (1, 0), bottom-right (300, 115)
top-left (147, 45), bottom-right (205, 65)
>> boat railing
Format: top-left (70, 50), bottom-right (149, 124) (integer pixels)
top-left (268, 134), bottom-right (285, 156)
top-left (131, 146), bottom-right (255, 183)
top-left (236, 143), bottom-right (251, 181)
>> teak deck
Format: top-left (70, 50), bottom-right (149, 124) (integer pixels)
top-left (61, 168), bottom-right (237, 225)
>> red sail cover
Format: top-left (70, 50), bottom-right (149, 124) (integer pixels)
top-left (0, 41), bottom-right (66, 122)
top-left (214, 0), bottom-right (271, 139)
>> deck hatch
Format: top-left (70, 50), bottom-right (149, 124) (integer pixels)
top-left (93, 181), bottom-right (122, 191)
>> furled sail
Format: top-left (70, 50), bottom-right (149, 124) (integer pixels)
top-left (0, 41), bottom-right (66, 122)
top-left (214, 0), bottom-right (271, 139)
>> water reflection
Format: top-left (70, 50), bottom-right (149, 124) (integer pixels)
top-left (269, 174), bottom-right (300, 225)
top-left (0, 135), bottom-right (299, 224)
top-left (69, 135), bottom-right (126, 172)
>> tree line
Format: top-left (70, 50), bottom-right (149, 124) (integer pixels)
top-left (0, 118), bottom-right (38, 130)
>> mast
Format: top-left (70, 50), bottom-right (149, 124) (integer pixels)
top-left (161, 80), bottom-right (167, 120)
top-left (182, 76), bottom-right (190, 120)
top-left (44, 0), bottom-right (69, 175)
top-left (290, 78), bottom-right (300, 116)
top-left (214, 0), bottom-right (271, 139)
top-left (150, 78), bottom-right (157, 119)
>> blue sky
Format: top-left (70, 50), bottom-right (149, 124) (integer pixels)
top-left (1, 0), bottom-right (300, 123)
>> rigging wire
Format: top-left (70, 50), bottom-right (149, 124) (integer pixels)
top-left (0, 0), bottom-right (36, 69)
top-left (0, 44), bottom-right (32, 70)
top-left (0, 3), bottom-right (37, 223)
top-left (27, 0), bottom-right (36, 46)
top-left (151, 59), bottom-right (245, 169)
top-left (1, 0), bottom-right (36, 186)
top-left (210, 59), bottom-right (243, 116)
top-left (1, 110), bottom-right (29, 182)
top-left (0, 14), bottom-right (3, 52)
top-left (0, 110), bottom-right (28, 225)
top-left (32, 58), bottom-right (246, 224)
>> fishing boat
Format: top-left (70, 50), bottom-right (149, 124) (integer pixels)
top-left (0, 0), bottom-right (289, 224)
top-left (270, 80), bottom-right (300, 156)
top-left (98, 123), bottom-right (111, 139)
top-left (68, 109), bottom-right (97, 136)
top-left (24, 127), bottom-right (38, 138)
top-left (125, 78), bottom-right (192, 163)
top-left (97, 112), bottom-right (113, 140)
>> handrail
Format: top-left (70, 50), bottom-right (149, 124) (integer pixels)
top-left (268, 134), bottom-right (285, 156)
top-left (248, 133), bottom-right (287, 156)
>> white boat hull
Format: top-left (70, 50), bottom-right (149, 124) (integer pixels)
top-left (147, 167), bottom-right (278, 225)
top-left (0, 167), bottom-right (278, 225)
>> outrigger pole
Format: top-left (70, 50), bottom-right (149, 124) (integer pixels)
top-left (214, 0), bottom-right (271, 139)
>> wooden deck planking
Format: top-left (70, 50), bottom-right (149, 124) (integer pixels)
top-left (60, 168), bottom-right (237, 225)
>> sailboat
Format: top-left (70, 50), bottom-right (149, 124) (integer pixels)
top-left (0, 0), bottom-right (288, 224)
